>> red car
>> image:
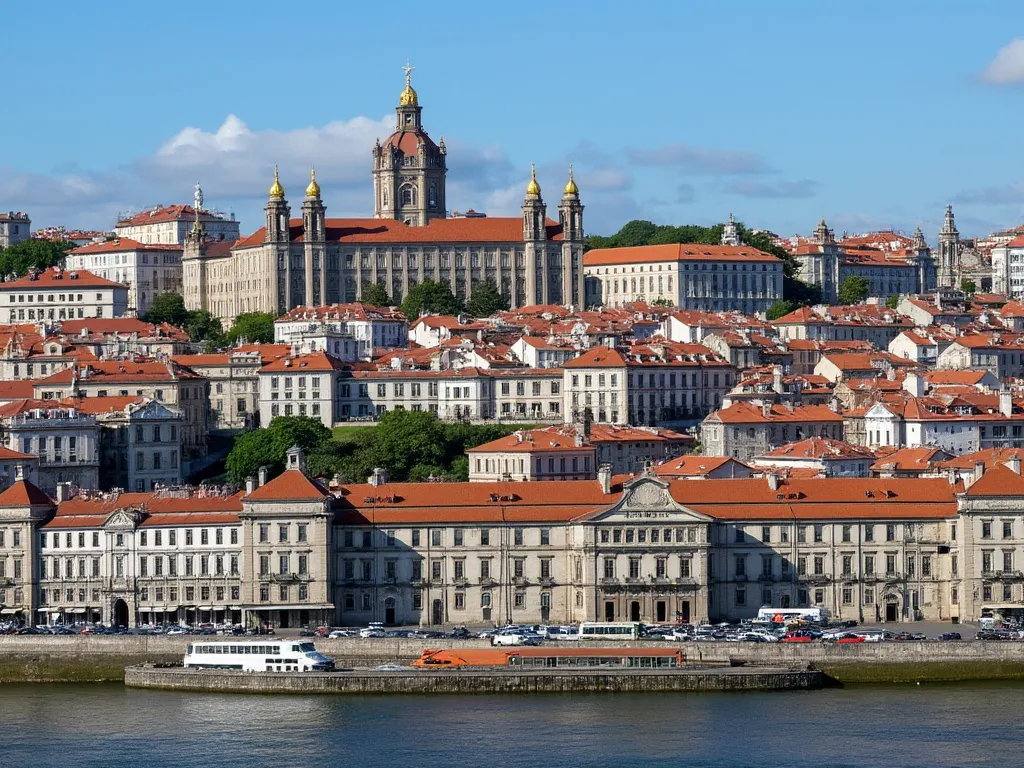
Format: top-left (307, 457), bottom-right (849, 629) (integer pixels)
top-left (781, 633), bottom-right (813, 643)
top-left (836, 634), bottom-right (865, 644)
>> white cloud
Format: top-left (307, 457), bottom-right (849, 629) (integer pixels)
top-left (626, 142), bottom-right (773, 174)
top-left (979, 39), bottom-right (1024, 84)
top-left (726, 179), bottom-right (819, 199)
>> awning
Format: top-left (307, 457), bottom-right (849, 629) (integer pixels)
top-left (0, 608), bottom-right (21, 615)
top-left (72, 608), bottom-right (87, 614)
top-left (197, 606), bottom-right (214, 611)
top-left (242, 604), bottom-right (335, 611)
top-left (982, 603), bottom-right (1024, 611)
top-left (227, 605), bottom-right (242, 610)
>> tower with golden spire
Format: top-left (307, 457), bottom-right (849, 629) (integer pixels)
top-left (558, 165), bottom-right (585, 309)
top-left (302, 166), bottom-right (327, 304)
top-left (372, 62), bottom-right (447, 226)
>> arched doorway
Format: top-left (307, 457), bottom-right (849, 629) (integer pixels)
top-left (885, 597), bottom-right (899, 622)
top-left (630, 601), bottom-right (641, 622)
top-left (384, 597), bottom-right (396, 626)
top-left (112, 599), bottom-right (129, 628)
top-left (431, 599), bottom-right (443, 626)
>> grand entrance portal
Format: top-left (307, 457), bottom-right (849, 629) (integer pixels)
top-left (112, 599), bottom-right (129, 628)
top-left (885, 599), bottom-right (899, 622)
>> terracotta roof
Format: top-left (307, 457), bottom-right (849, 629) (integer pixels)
top-left (467, 429), bottom-right (595, 454)
top-left (235, 217), bottom-right (564, 250)
top-left (54, 492), bottom-right (243, 517)
top-left (870, 447), bottom-right (948, 472)
top-left (0, 380), bottom-right (38, 401)
top-left (761, 437), bottom-right (872, 460)
top-left (562, 346), bottom-right (628, 368)
top-left (963, 463), bottom-right (1024, 497)
top-left (172, 354), bottom-right (231, 367)
top-left (935, 448), bottom-right (1024, 471)
top-left (653, 456), bottom-right (746, 477)
top-left (276, 303), bottom-right (407, 323)
top-left (0, 268), bottom-right (126, 290)
top-left (708, 402), bottom-right (844, 424)
top-left (245, 470), bottom-right (328, 501)
top-left (59, 318), bottom-right (188, 340)
top-left (115, 204), bottom-right (231, 227)
top-left (259, 351), bottom-right (349, 373)
top-left (0, 479), bottom-right (54, 507)
top-left (70, 237), bottom-right (181, 254)
top-left (584, 243), bottom-right (779, 267)
top-left (0, 446), bottom-right (35, 461)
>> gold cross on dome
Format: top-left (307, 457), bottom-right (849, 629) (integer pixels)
top-left (403, 60), bottom-right (415, 84)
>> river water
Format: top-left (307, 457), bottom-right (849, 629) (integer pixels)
top-left (1, 683), bottom-right (1020, 767)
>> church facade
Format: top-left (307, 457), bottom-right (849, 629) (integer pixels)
top-left (183, 70), bottom-right (585, 325)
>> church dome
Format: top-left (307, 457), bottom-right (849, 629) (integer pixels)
top-left (399, 82), bottom-right (418, 106)
top-left (269, 166), bottom-right (285, 199)
top-left (526, 163), bottom-right (541, 196)
top-left (563, 164), bottom-right (578, 196)
top-left (305, 167), bottom-right (320, 198)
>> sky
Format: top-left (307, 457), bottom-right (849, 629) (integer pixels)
top-left (3, 1), bottom-right (1024, 242)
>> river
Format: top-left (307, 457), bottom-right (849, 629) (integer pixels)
top-left (0, 683), bottom-right (1020, 767)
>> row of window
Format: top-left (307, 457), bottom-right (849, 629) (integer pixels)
top-left (40, 528), bottom-right (239, 549)
top-left (729, 553), bottom-right (934, 579)
top-left (733, 522), bottom-right (930, 545)
top-left (341, 527), bottom-right (553, 549)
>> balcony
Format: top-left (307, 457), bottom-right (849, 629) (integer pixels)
top-left (649, 576), bottom-right (671, 585)
top-left (453, 577), bottom-right (469, 587)
top-left (808, 574), bottom-right (830, 584)
top-left (733, 574), bottom-right (747, 582)
top-left (601, 577), bottom-right (620, 585)
top-left (478, 577), bottom-right (497, 587)
top-left (512, 577), bottom-right (529, 587)
top-left (270, 573), bottom-right (299, 583)
top-left (538, 577), bottom-right (555, 587)
top-left (624, 577), bottom-right (644, 585)
top-left (675, 577), bottom-right (698, 586)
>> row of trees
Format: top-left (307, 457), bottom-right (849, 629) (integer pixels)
top-left (144, 293), bottom-right (275, 348)
top-left (225, 411), bottom-right (526, 485)
top-left (365, 279), bottom-right (509, 320)
top-left (585, 219), bottom-right (822, 308)
top-left (0, 238), bottom-right (75, 279)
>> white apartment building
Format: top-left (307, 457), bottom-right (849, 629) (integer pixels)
top-left (92, 399), bottom-right (184, 491)
top-left (115, 204), bottom-right (240, 245)
top-left (467, 429), bottom-right (597, 481)
top-left (65, 238), bottom-right (183, 317)
top-left (173, 351), bottom-right (263, 431)
top-left (0, 401), bottom-right (100, 493)
top-left (274, 304), bottom-right (408, 362)
top-left (0, 267), bottom-right (129, 322)
top-left (990, 235), bottom-right (1024, 299)
top-left (584, 243), bottom-right (783, 314)
top-left (509, 336), bottom-right (580, 369)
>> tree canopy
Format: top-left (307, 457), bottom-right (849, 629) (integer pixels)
top-left (885, 295), bottom-right (900, 310)
top-left (0, 238), bottom-right (75, 278)
top-left (838, 275), bottom-right (870, 305)
top-left (400, 280), bottom-right (464, 320)
top-left (227, 312), bottom-right (276, 344)
top-left (466, 280), bottom-right (509, 317)
top-left (585, 218), bottom-right (820, 305)
top-left (144, 293), bottom-right (190, 327)
top-left (225, 415), bottom-right (332, 484)
top-left (961, 279), bottom-right (977, 296)
top-left (144, 293), bottom-right (224, 348)
top-left (361, 283), bottom-right (392, 307)
top-left (766, 300), bottom-right (797, 321)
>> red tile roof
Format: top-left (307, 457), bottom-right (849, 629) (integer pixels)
top-left (584, 243), bottom-right (779, 267)
top-left (0, 267), bottom-right (126, 290)
top-left (761, 437), bottom-right (872, 460)
top-left (653, 456), bottom-right (746, 477)
top-left (259, 351), bottom-right (349, 373)
top-left (70, 237), bottom-right (182, 254)
top-left (963, 463), bottom-right (1024, 497)
top-left (245, 470), bottom-right (328, 501)
top-left (708, 401), bottom-right (844, 424)
top-left (0, 479), bottom-right (54, 507)
top-left (562, 346), bottom-right (628, 368)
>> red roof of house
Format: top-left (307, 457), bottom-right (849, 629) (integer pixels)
top-left (653, 456), bottom-right (746, 477)
top-left (259, 351), bottom-right (349, 373)
top-left (584, 243), bottom-right (779, 267)
top-left (708, 402), bottom-right (844, 424)
top-left (0, 268), bottom-right (126, 290)
top-left (963, 463), bottom-right (1024, 497)
top-left (70, 237), bottom-right (181, 254)
top-left (244, 470), bottom-right (329, 501)
top-left (761, 437), bottom-right (872, 460)
top-left (0, 479), bottom-right (54, 507)
top-left (562, 346), bottom-right (628, 368)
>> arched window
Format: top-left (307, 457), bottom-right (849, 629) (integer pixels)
top-left (382, 188), bottom-right (388, 207)
top-left (429, 182), bottom-right (437, 208)
top-left (400, 185), bottom-right (416, 206)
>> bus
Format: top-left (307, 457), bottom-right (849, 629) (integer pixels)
top-left (413, 647), bottom-right (685, 669)
top-left (577, 622), bottom-right (643, 640)
top-left (754, 607), bottom-right (830, 625)
top-left (184, 641), bottom-right (335, 672)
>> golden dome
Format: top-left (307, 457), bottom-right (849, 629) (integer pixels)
top-left (563, 163), bottom-right (578, 196)
top-left (269, 165), bottom-right (285, 199)
top-left (526, 162), bottom-right (541, 196)
top-left (399, 82), bottom-right (418, 106)
top-left (305, 166), bottom-right (321, 198)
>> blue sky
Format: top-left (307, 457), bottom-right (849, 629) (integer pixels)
top-left (3, 1), bottom-right (1024, 241)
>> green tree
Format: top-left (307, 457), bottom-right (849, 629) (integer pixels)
top-left (144, 293), bottom-right (189, 327)
top-left (614, 220), bottom-right (659, 247)
top-left (225, 415), bottom-right (332, 484)
top-left (362, 282), bottom-right (392, 307)
top-left (885, 295), bottom-right (900, 310)
top-left (766, 300), bottom-right (797, 321)
top-left (400, 280), bottom-right (464, 320)
top-left (466, 280), bottom-right (509, 317)
top-left (961, 279), bottom-right (977, 296)
top-left (838, 275), bottom-right (870, 305)
top-left (227, 312), bottom-right (276, 344)
top-left (0, 238), bottom-right (74, 278)
top-left (183, 310), bottom-right (225, 348)
top-left (651, 297), bottom-right (674, 307)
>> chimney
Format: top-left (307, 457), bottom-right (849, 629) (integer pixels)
top-left (597, 463), bottom-right (612, 495)
top-left (245, 476), bottom-right (256, 495)
top-left (761, 400), bottom-right (772, 418)
top-left (1008, 457), bottom-right (1022, 475)
top-left (766, 472), bottom-right (779, 491)
top-left (1000, 386), bottom-right (1013, 418)
top-left (903, 372), bottom-right (924, 398)
top-left (369, 467), bottom-right (389, 487)
top-left (258, 465), bottom-right (269, 487)
top-left (772, 366), bottom-right (784, 394)
top-left (974, 461), bottom-right (986, 485)
top-left (55, 481), bottom-right (71, 502)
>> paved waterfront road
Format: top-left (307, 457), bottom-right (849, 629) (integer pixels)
top-left (2, 681), bottom-right (1023, 767)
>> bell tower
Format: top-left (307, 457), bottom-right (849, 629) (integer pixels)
top-left (372, 63), bottom-right (447, 226)
top-left (558, 165), bottom-right (585, 308)
top-left (937, 204), bottom-right (960, 289)
top-left (522, 164), bottom-right (548, 306)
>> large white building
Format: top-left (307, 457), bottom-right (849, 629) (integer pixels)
top-left (0, 267), bottom-right (129, 323)
top-left (273, 303), bottom-right (408, 361)
top-left (583, 242), bottom-right (783, 314)
top-left (114, 202), bottom-right (239, 246)
top-left (64, 238), bottom-right (183, 317)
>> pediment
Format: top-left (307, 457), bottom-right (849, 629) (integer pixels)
top-left (103, 508), bottom-right (144, 530)
top-left (585, 476), bottom-right (713, 523)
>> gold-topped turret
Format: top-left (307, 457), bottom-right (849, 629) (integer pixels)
top-left (526, 162), bottom-right (541, 197)
top-left (563, 163), bottom-right (578, 196)
top-left (399, 61), bottom-right (418, 106)
top-left (269, 165), bottom-right (285, 198)
top-left (305, 166), bottom-right (321, 198)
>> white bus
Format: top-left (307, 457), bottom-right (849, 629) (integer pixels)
top-left (754, 607), bottom-right (831, 625)
top-left (184, 641), bottom-right (335, 672)
top-left (577, 622), bottom-right (643, 640)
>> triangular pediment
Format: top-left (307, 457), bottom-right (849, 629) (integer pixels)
top-left (582, 475), bottom-right (713, 523)
top-left (132, 401), bottom-right (179, 420)
top-left (103, 508), bottom-right (144, 530)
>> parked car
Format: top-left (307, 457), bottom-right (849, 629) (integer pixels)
top-left (938, 632), bottom-right (962, 641)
